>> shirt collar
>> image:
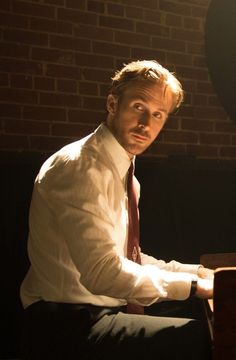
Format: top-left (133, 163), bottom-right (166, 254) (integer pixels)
top-left (96, 123), bottom-right (133, 180)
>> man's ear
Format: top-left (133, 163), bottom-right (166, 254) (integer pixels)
top-left (106, 94), bottom-right (118, 114)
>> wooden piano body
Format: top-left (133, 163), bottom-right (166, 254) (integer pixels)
top-left (200, 253), bottom-right (236, 360)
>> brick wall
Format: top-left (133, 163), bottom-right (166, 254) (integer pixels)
top-left (1, 0), bottom-right (236, 160)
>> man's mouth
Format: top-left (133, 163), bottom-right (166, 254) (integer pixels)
top-left (131, 131), bottom-right (149, 142)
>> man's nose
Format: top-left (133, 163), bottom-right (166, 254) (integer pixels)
top-left (139, 111), bottom-right (151, 127)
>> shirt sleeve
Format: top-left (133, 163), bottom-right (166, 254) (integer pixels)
top-left (141, 252), bottom-right (201, 275)
top-left (41, 155), bottom-right (196, 306)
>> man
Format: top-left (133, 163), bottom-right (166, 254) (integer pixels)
top-left (20, 60), bottom-right (213, 360)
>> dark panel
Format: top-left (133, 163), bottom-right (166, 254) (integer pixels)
top-left (136, 158), bottom-right (236, 264)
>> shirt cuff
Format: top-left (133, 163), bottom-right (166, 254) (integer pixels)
top-left (163, 272), bottom-right (197, 300)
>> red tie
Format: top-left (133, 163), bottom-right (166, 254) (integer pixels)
top-left (126, 162), bottom-right (144, 315)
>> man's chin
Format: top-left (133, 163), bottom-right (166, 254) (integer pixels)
top-left (126, 144), bottom-right (148, 157)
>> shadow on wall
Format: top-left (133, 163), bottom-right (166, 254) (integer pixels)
top-left (205, 0), bottom-right (236, 122)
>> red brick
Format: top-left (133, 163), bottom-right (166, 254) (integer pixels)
top-left (0, 2), bottom-right (10, 10)
top-left (0, 88), bottom-right (37, 104)
top-left (88, 1), bottom-right (105, 13)
top-left (46, 64), bottom-right (81, 80)
top-left (184, 17), bottom-right (201, 30)
top-left (46, 0), bottom-right (64, 5)
top-left (11, 74), bottom-right (32, 89)
top-left (68, 109), bottom-right (105, 124)
top-left (39, 92), bottom-right (81, 107)
top-left (126, 6), bottom-right (143, 20)
top-left (215, 122), bottom-right (236, 134)
top-left (5, 119), bottom-right (50, 135)
top-left (93, 41), bottom-right (130, 57)
top-left (23, 105), bottom-right (67, 122)
top-left (183, 93), bottom-right (192, 105)
top-left (0, 134), bottom-right (29, 149)
top-left (0, 103), bottom-right (21, 118)
top-left (150, 142), bottom-right (186, 156)
top-left (197, 81), bottom-right (215, 94)
top-left (171, 28), bottom-right (203, 43)
top-left (99, 83), bottom-right (110, 97)
top-left (50, 35), bottom-right (90, 52)
top-left (0, 0), bottom-right (233, 160)
top-left (178, 105), bottom-right (194, 117)
top-left (4, 29), bottom-right (48, 46)
top-left (160, 0), bottom-right (191, 16)
top-left (65, 0), bottom-right (86, 10)
top-left (194, 106), bottom-right (227, 120)
top-left (0, 58), bottom-right (42, 75)
top-left (193, 94), bottom-right (208, 106)
top-left (0, 73), bottom-right (9, 86)
top-left (57, 79), bottom-right (77, 93)
top-left (163, 129), bottom-right (198, 144)
top-left (143, 9), bottom-right (161, 23)
top-left (30, 135), bottom-right (72, 152)
top-left (191, 5), bottom-right (208, 18)
top-left (83, 96), bottom-right (106, 111)
top-left (115, 30), bottom-right (150, 47)
top-left (76, 53), bottom-right (114, 69)
top-left (193, 55), bottom-right (206, 68)
top-left (200, 133), bottom-right (230, 145)
top-left (177, 0), bottom-right (208, 5)
top-left (30, 18), bottom-right (72, 35)
top-left (34, 77), bottom-right (55, 91)
top-left (82, 68), bottom-right (111, 83)
top-left (131, 47), bottom-right (165, 62)
top-left (220, 147), bottom-right (236, 158)
top-left (187, 144), bottom-right (218, 158)
top-left (176, 66), bottom-right (208, 81)
top-left (79, 82), bottom-right (98, 96)
top-left (165, 13), bottom-right (183, 27)
top-left (12, 0), bottom-right (55, 19)
top-left (74, 24), bottom-right (113, 42)
top-left (99, 15), bottom-right (134, 31)
top-left (122, 0), bottom-right (157, 9)
top-left (181, 118), bottom-right (213, 132)
top-left (208, 96), bottom-right (222, 107)
top-left (0, 12), bottom-right (28, 28)
top-left (164, 116), bottom-right (179, 130)
top-left (187, 42), bottom-right (204, 55)
top-left (107, 3), bottom-right (124, 16)
top-left (136, 22), bottom-right (169, 37)
top-left (51, 122), bottom-right (95, 137)
top-left (152, 37), bottom-right (186, 53)
top-left (0, 42), bottom-right (29, 59)
top-left (166, 52), bottom-right (192, 66)
top-left (32, 47), bottom-right (75, 65)
top-left (181, 79), bottom-right (196, 93)
top-left (57, 8), bottom-right (97, 25)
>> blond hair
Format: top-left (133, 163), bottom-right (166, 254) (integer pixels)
top-left (110, 60), bottom-right (184, 112)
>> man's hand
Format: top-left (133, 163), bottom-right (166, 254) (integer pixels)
top-left (195, 277), bottom-right (214, 299)
top-left (197, 266), bottom-right (214, 280)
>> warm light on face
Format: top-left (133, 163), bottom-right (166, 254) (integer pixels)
top-left (106, 83), bottom-right (174, 158)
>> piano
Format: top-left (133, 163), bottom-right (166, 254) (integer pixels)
top-left (200, 252), bottom-right (236, 360)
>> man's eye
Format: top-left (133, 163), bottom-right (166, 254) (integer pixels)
top-left (134, 104), bottom-right (144, 111)
top-left (154, 112), bottom-right (162, 119)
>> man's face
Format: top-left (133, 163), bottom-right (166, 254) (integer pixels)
top-left (106, 82), bottom-right (174, 158)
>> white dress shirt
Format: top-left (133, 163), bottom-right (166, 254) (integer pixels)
top-left (20, 123), bottom-right (200, 309)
